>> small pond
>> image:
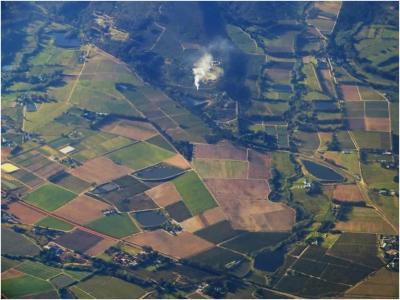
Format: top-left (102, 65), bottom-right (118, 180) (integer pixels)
top-left (133, 163), bottom-right (184, 181)
top-left (52, 32), bottom-right (80, 48)
top-left (133, 210), bottom-right (167, 228)
top-left (302, 160), bottom-right (344, 182)
top-left (254, 247), bottom-right (286, 272)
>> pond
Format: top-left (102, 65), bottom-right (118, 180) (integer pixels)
top-left (52, 32), bottom-right (80, 48)
top-left (254, 247), bottom-right (286, 272)
top-left (133, 210), bottom-right (167, 228)
top-left (133, 163), bottom-right (184, 181)
top-left (302, 160), bottom-right (344, 182)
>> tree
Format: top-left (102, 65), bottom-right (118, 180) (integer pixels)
top-left (327, 133), bottom-right (341, 151)
top-left (307, 181), bottom-right (322, 195)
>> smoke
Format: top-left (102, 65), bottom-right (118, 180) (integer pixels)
top-left (192, 39), bottom-right (230, 90)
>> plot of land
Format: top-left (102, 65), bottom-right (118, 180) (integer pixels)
top-left (15, 152), bottom-right (64, 179)
top-left (101, 119), bottom-right (158, 141)
top-left (332, 184), bottom-right (364, 204)
top-left (2, 275), bottom-right (55, 298)
top-left (108, 141), bottom-right (175, 170)
top-left (7, 202), bottom-right (46, 225)
top-left (352, 131), bottom-right (391, 150)
top-left (340, 85), bottom-right (361, 101)
top-left (165, 201), bottom-right (192, 222)
top-left (48, 171), bottom-right (91, 194)
top-left (23, 183), bottom-right (77, 211)
top-left (358, 86), bottom-right (386, 101)
top-left (365, 117), bottom-right (391, 132)
top-left (125, 230), bottom-right (214, 259)
top-left (193, 159), bottom-right (248, 179)
top-left (336, 207), bottom-right (396, 234)
top-left (86, 213), bottom-right (139, 238)
top-left (204, 178), bottom-right (295, 231)
top-left (85, 238), bottom-right (117, 256)
top-left (2, 227), bottom-right (40, 256)
top-left (180, 207), bottom-right (227, 232)
top-left (54, 194), bottom-right (112, 225)
top-left (70, 156), bottom-right (133, 184)
top-left (35, 216), bottom-right (74, 231)
top-left (248, 150), bottom-right (272, 179)
top-left (163, 154), bottom-right (191, 169)
top-left (172, 171), bottom-right (217, 215)
top-left (365, 101), bottom-right (389, 118)
top-left (55, 229), bottom-right (103, 253)
top-left (193, 142), bottom-right (247, 160)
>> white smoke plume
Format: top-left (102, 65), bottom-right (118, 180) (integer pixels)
top-left (192, 52), bottom-right (223, 90)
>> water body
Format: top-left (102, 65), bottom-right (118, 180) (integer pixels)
top-left (254, 247), bottom-right (286, 272)
top-left (302, 160), bottom-right (344, 182)
top-left (52, 32), bottom-right (80, 48)
top-left (133, 210), bottom-right (167, 228)
top-left (133, 163), bottom-right (183, 181)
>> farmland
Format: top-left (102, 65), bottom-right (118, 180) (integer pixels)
top-left (86, 213), bottom-right (139, 238)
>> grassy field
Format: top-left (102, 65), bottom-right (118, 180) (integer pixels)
top-left (262, 30), bottom-right (298, 54)
top-left (361, 162), bottom-right (398, 190)
top-left (2, 227), bottom-right (41, 256)
top-left (23, 183), bottom-right (77, 211)
top-left (86, 213), bottom-right (139, 238)
top-left (352, 131), bottom-right (391, 150)
top-left (2, 275), bottom-right (55, 298)
top-left (226, 24), bottom-right (263, 54)
top-left (303, 63), bottom-right (322, 92)
top-left (193, 159), bottom-right (248, 179)
top-left (323, 151), bottom-right (361, 176)
top-left (369, 190), bottom-right (399, 228)
top-left (69, 286), bottom-right (95, 299)
top-left (108, 141), bottom-right (175, 170)
top-left (77, 275), bottom-right (146, 299)
top-left (390, 102), bottom-right (398, 135)
top-left (272, 152), bottom-right (296, 178)
top-left (172, 171), bottom-right (217, 215)
top-left (293, 131), bottom-right (320, 154)
top-left (35, 216), bottom-right (74, 231)
top-left (15, 260), bottom-right (62, 280)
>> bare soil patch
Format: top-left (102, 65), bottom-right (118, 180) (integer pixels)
top-left (333, 184), bottom-right (364, 204)
top-left (70, 156), bottom-right (133, 184)
top-left (54, 194), bottom-right (112, 225)
top-left (340, 85), bottom-right (360, 101)
top-left (194, 142), bottom-right (247, 160)
top-left (145, 182), bottom-right (182, 207)
top-left (163, 154), bottom-right (190, 170)
top-left (101, 119), bottom-right (158, 141)
top-left (85, 238), bottom-right (117, 256)
top-left (8, 202), bottom-right (46, 225)
top-left (365, 117), bottom-right (390, 132)
top-left (180, 207), bottom-right (227, 232)
top-left (204, 178), bottom-right (295, 231)
top-left (125, 230), bottom-right (214, 259)
top-left (2, 268), bottom-right (25, 280)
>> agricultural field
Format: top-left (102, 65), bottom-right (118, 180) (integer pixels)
top-left (226, 24), bottom-right (263, 55)
top-left (193, 159), bottom-right (248, 179)
top-left (35, 216), bottom-right (74, 231)
top-left (86, 213), bottom-right (139, 238)
top-left (1, 226), bottom-right (41, 257)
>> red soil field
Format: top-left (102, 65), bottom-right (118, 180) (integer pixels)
top-left (125, 230), bottom-right (214, 259)
top-left (70, 156), bottom-right (133, 184)
top-left (85, 238), bottom-right (117, 256)
top-left (145, 182), bottom-right (181, 207)
top-left (333, 184), bottom-right (365, 204)
top-left (101, 119), bottom-right (158, 141)
top-left (180, 207), bottom-right (227, 232)
top-left (248, 150), bottom-right (272, 180)
top-left (163, 154), bottom-right (191, 170)
top-left (340, 85), bottom-right (361, 101)
top-left (2, 269), bottom-right (25, 280)
top-left (194, 142), bottom-right (247, 160)
top-left (7, 202), bottom-right (46, 225)
top-left (54, 194), bottom-right (113, 225)
top-left (204, 178), bottom-right (295, 231)
top-left (365, 117), bottom-right (391, 132)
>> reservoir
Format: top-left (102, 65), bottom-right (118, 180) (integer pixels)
top-left (52, 32), bottom-right (81, 48)
top-left (133, 210), bottom-right (167, 228)
top-left (302, 160), bottom-right (344, 182)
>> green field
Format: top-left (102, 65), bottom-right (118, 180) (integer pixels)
top-left (293, 131), bottom-right (320, 154)
top-left (226, 24), bottom-right (263, 54)
top-left (108, 141), bottom-right (175, 170)
top-left (1, 227), bottom-right (41, 256)
top-left (303, 63), bottom-right (322, 92)
top-left (77, 276), bottom-right (146, 299)
top-left (352, 131), bottom-right (391, 150)
top-left (390, 103), bottom-right (398, 135)
top-left (262, 30), bottom-right (298, 53)
top-left (369, 190), bottom-right (399, 228)
top-left (272, 152), bottom-right (296, 178)
top-left (194, 159), bottom-right (248, 179)
top-left (2, 275), bottom-right (55, 298)
top-left (23, 183), bottom-right (77, 211)
top-left (172, 171), bottom-right (217, 215)
top-left (365, 101), bottom-right (389, 118)
top-left (324, 151), bottom-right (361, 176)
top-left (1, 257), bottom-right (21, 272)
top-left (35, 216), bottom-right (74, 231)
top-left (69, 285), bottom-right (95, 299)
top-left (86, 213), bottom-right (139, 238)
top-left (361, 162), bottom-right (398, 190)
top-left (50, 274), bottom-right (76, 289)
top-left (15, 260), bottom-right (62, 280)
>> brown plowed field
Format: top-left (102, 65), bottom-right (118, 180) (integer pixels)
top-left (248, 150), bottom-right (272, 179)
top-left (70, 156), bottom-right (133, 184)
top-left (180, 207), bottom-right (227, 232)
top-left (85, 238), bottom-right (117, 256)
top-left (204, 178), bottom-right (295, 231)
top-left (145, 182), bottom-right (182, 207)
top-left (54, 194), bottom-right (112, 225)
top-left (340, 85), bottom-right (360, 101)
top-left (264, 68), bottom-right (291, 82)
top-left (333, 184), bottom-right (364, 203)
top-left (320, 69), bottom-right (337, 97)
top-left (2, 269), bottom-right (25, 280)
top-left (125, 230), bottom-right (214, 259)
top-left (7, 202), bottom-right (46, 225)
top-left (163, 154), bottom-right (191, 170)
top-left (101, 119), bottom-right (158, 141)
top-left (365, 117), bottom-right (391, 132)
top-left (194, 142), bottom-right (247, 160)
top-left (55, 229), bottom-right (103, 253)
